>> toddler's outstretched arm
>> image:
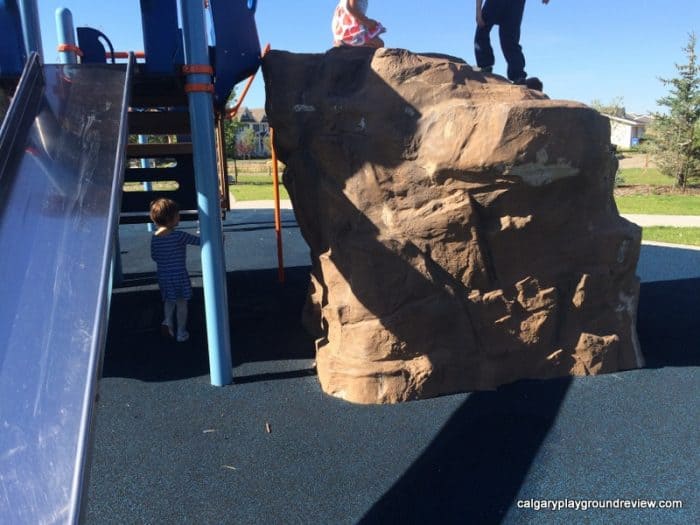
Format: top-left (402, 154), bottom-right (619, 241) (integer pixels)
top-left (181, 231), bottom-right (200, 246)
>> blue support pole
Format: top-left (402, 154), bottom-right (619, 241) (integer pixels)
top-left (177, 0), bottom-right (232, 386)
top-left (55, 8), bottom-right (77, 65)
top-left (138, 134), bottom-right (153, 174)
top-left (18, 0), bottom-right (42, 60)
top-left (138, 134), bottom-right (155, 232)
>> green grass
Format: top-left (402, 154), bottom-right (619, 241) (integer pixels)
top-left (123, 181), bottom-right (179, 192)
top-left (615, 194), bottom-right (700, 215)
top-left (229, 174), bottom-right (289, 201)
top-left (228, 159), bottom-right (281, 177)
top-left (618, 168), bottom-right (673, 186)
top-left (121, 160), bottom-right (288, 201)
top-left (227, 159), bottom-right (288, 201)
top-left (643, 227), bottom-right (700, 246)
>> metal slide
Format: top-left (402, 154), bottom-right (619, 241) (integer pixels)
top-left (0, 54), bottom-right (132, 523)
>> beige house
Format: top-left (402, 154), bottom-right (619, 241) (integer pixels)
top-left (235, 107), bottom-right (270, 158)
top-left (605, 114), bottom-right (650, 150)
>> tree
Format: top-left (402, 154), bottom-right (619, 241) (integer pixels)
top-left (263, 131), bottom-right (272, 157)
top-left (223, 118), bottom-right (242, 157)
top-left (222, 88), bottom-right (242, 159)
top-left (235, 126), bottom-right (256, 159)
top-left (590, 96), bottom-right (626, 117)
top-left (646, 32), bottom-right (700, 189)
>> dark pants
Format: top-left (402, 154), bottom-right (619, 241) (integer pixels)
top-left (474, 0), bottom-right (527, 81)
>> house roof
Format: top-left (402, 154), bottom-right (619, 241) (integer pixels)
top-left (604, 114), bottom-right (648, 127)
top-left (627, 113), bottom-right (654, 124)
top-left (250, 108), bottom-right (268, 123)
top-left (237, 107), bottom-right (267, 123)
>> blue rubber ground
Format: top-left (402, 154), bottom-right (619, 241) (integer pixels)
top-left (84, 210), bottom-right (699, 524)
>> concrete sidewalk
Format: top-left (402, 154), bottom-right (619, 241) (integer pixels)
top-left (230, 198), bottom-right (293, 210)
top-left (622, 214), bottom-right (700, 227)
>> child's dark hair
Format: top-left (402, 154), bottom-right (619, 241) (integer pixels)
top-left (150, 198), bottom-right (179, 227)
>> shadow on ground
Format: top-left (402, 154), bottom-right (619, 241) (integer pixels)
top-left (361, 277), bottom-right (700, 523)
top-left (361, 377), bottom-right (572, 523)
top-left (104, 261), bottom-right (700, 382)
top-left (637, 277), bottom-right (700, 368)
top-left (102, 266), bottom-right (315, 382)
top-left (95, 260), bottom-right (698, 524)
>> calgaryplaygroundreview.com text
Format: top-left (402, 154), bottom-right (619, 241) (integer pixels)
top-left (516, 498), bottom-right (684, 512)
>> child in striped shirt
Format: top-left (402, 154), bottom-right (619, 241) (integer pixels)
top-left (150, 198), bottom-right (200, 342)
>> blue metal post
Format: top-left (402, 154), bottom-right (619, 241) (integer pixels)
top-left (177, 0), bottom-right (232, 386)
top-left (18, 0), bottom-right (42, 59)
top-left (55, 8), bottom-right (77, 64)
top-left (138, 134), bottom-right (154, 232)
top-left (138, 134), bottom-right (154, 174)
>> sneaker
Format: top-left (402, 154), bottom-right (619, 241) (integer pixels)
top-left (514, 77), bottom-right (543, 92)
top-left (176, 331), bottom-right (190, 343)
top-left (160, 323), bottom-right (174, 338)
top-left (480, 66), bottom-right (493, 73)
top-left (525, 77), bottom-right (543, 91)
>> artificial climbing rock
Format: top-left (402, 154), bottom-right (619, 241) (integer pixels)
top-left (263, 47), bottom-right (643, 404)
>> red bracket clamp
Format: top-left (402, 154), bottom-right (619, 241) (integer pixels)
top-left (181, 64), bottom-right (214, 75)
top-left (184, 83), bottom-right (215, 94)
top-left (57, 44), bottom-right (84, 57)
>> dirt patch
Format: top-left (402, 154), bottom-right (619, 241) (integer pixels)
top-left (617, 153), bottom-right (655, 169)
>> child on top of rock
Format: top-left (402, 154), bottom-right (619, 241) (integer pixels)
top-left (332, 0), bottom-right (386, 48)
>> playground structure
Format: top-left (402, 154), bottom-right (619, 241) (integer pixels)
top-left (0, 1), bottom-right (263, 522)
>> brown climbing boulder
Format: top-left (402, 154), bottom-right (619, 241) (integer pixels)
top-left (263, 47), bottom-right (643, 404)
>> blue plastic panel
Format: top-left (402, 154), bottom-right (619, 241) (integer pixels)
top-left (77, 27), bottom-right (109, 64)
top-left (0, 0), bottom-right (26, 76)
top-left (140, 0), bottom-right (183, 74)
top-left (210, 0), bottom-right (262, 107)
top-left (0, 59), bottom-right (131, 523)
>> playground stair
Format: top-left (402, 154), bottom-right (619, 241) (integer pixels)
top-left (121, 97), bottom-right (229, 224)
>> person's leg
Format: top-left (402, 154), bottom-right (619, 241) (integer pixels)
top-left (175, 299), bottom-right (189, 342)
top-left (162, 300), bottom-right (175, 337)
top-left (499, 0), bottom-right (527, 81)
top-left (475, 0), bottom-right (499, 71)
top-left (474, 20), bottom-right (495, 71)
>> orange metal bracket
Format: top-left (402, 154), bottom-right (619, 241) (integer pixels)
top-left (182, 64), bottom-right (214, 75)
top-left (106, 51), bottom-right (145, 59)
top-left (57, 44), bottom-right (83, 57)
top-left (270, 127), bottom-right (285, 283)
top-left (185, 83), bottom-right (215, 93)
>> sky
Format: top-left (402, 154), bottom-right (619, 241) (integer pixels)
top-left (37, 0), bottom-right (700, 115)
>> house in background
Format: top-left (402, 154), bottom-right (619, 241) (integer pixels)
top-left (604, 113), bottom-right (651, 150)
top-left (235, 107), bottom-right (270, 158)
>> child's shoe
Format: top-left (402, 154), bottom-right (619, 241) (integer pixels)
top-left (160, 323), bottom-right (174, 338)
top-left (176, 330), bottom-right (190, 343)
